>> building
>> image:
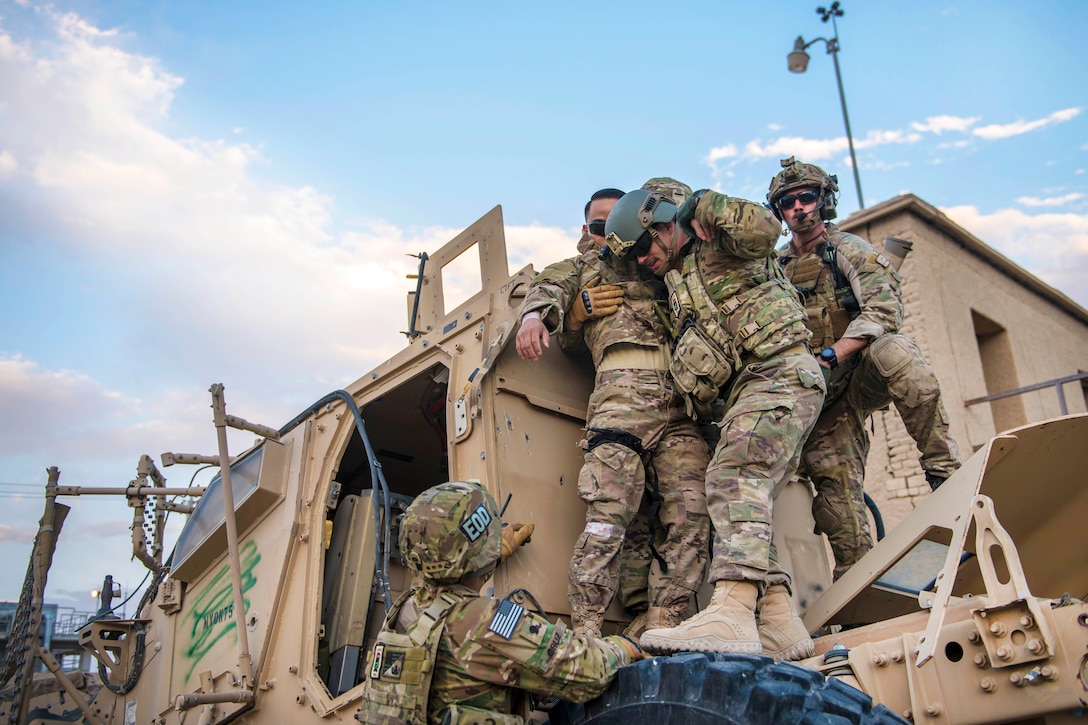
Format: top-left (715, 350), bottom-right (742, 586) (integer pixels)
top-left (837, 193), bottom-right (1088, 527)
top-left (0, 601), bottom-right (95, 673)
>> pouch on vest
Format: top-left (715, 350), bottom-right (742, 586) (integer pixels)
top-left (359, 591), bottom-right (461, 725)
top-left (725, 279), bottom-right (809, 360)
top-left (663, 267), bottom-right (739, 419)
top-left (669, 324), bottom-right (735, 420)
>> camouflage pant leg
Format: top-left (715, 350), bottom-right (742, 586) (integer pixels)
top-left (645, 396), bottom-right (710, 608)
top-left (802, 391), bottom-right (874, 579)
top-left (706, 350), bottom-right (824, 586)
top-left (854, 334), bottom-right (962, 477)
top-left (568, 370), bottom-right (669, 616)
top-left (616, 504), bottom-right (652, 614)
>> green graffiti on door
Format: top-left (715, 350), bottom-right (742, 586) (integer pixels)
top-left (183, 539), bottom-right (261, 680)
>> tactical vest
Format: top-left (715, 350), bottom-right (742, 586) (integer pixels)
top-left (664, 245), bottom-right (809, 419)
top-left (783, 241), bottom-right (858, 350)
top-left (358, 589), bottom-right (463, 725)
top-left (581, 255), bottom-right (669, 367)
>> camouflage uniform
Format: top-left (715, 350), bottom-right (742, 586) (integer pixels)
top-left (360, 481), bottom-right (635, 724)
top-left (779, 224), bottom-right (961, 578)
top-left (664, 191), bottom-right (825, 588)
top-left (521, 246), bottom-right (710, 628)
top-left (362, 583), bottom-right (634, 724)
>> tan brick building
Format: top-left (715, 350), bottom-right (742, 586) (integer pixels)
top-left (836, 193), bottom-right (1088, 529)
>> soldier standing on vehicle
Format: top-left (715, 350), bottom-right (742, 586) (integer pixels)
top-left (604, 187), bottom-right (824, 660)
top-left (515, 181), bottom-right (711, 643)
top-left (770, 157), bottom-right (962, 579)
top-left (358, 481), bottom-right (642, 724)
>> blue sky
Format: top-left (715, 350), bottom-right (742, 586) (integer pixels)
top-left (1, 0), bottom-right (1086, 610)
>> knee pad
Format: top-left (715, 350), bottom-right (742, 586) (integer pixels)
top-left (811, 493), bottom-right (843, 537)
top-left (868, 334), bottom-right (914, 380)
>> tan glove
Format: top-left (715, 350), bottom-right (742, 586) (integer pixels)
top-left (568, 284), bottom-right (625, 326)
top-left (500, 522), bottom-right (535, 562)
top-left (608, 634), bottom-right (648, 662)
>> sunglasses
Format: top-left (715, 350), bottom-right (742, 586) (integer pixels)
top-left (777, 190), bottom-right (820, 209)
top-left (630, 230), bottom-right (655, 258)
top-left (587, 221), bottom-right (606, 236)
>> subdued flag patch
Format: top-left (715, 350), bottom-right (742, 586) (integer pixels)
top-left (489, 598), bottom-right (524, 639)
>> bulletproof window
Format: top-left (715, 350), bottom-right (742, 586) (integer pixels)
top-left (441, 244), bottom-right (482, 315)
top-left (171, 441), bottom-right (288, 582)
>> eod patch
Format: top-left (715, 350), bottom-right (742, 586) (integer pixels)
top-left (460, 502), bottom-right (493, 541)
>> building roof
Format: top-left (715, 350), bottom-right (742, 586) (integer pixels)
top-left (839, 193), bottom-right (1088, 327)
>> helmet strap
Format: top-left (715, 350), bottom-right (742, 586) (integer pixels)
top-left (650, 225), bottom-right (674, 267)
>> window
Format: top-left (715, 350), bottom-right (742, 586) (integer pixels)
top-left (972, 310), bottom-right (1025, 434)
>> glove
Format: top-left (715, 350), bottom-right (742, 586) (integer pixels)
top-left (609, 634), bottom-right (648, 662)
top-left (500, 522), bottom-right (535, 562)
top-left (568, 284), bottom-right (625, 326)
top-left (676, 189), bottom-right (710, 240)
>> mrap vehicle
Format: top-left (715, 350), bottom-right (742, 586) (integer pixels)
top-left (2, 207), bottom-right (1085, 724)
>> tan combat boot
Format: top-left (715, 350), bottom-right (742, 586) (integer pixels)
top-left (571, 609), bottom-right (603, 640)
top-left (622, 604), bottom-right (686, 640)
top-left (639, 580), bottom-right (760, 654)
top-left (757, 584), bottom-right (814, 661)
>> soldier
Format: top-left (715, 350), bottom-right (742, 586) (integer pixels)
top-left (604, 188), bottom-right (824, 660)
top-left (358, 481), bottom-right (642, 724)
top-left (515, 181), bottom-right (711, 643)
top-left (769, 157), bottom-right (962, 579)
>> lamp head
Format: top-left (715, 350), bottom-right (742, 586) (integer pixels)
top-left (788, 36), bottom-right (810, 73)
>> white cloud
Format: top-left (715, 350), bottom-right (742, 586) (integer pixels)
top-left (740, 136), bottom-right (848, 160)
top-left (940, 204), bottom-right (1088, 309)
top-left (973, 107), bottom-right (1081, 140)
top-left (0, 149), bottom-right (16, 176)
top-left (911, 115), bottom-right (979, 134)
top-left (0, 524), bottom-right (37, 543)
top-left (704, 105), bottom-right (1080, 181)
top-left (1017, 193), bottom-right (1084, 207)
top-left (705, 143), bottom-right (738, 163)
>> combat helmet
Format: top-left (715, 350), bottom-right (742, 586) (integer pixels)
top-left (399, 481), bottom-right (501, 584)
top-left (641, 177), bottom-right (693, 207)
top-left (604, 189), bottom-right (678, 260)
top-left (767, 156), bottom-right (839, 222)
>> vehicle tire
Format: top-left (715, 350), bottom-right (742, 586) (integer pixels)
top-left (550, 652), bottom-right (908, 725)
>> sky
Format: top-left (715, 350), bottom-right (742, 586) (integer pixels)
top-left (1, 0), bottom-right (1086, 612)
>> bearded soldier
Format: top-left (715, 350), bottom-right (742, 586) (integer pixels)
top-left (770, 157), bottom-right (962, 579)
top-left (358, 481), bottom-right (642, 724)
top-left (604, 188), bottom-right (824, 660)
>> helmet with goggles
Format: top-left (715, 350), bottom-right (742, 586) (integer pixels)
top-left (767, 156), bottom-right (839, 222)
top-left (398, 481), bottom-right (502, 584)
top-left (604, 189), bottom-right (678, 260)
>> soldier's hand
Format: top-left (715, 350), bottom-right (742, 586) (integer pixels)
top-left (676, 189), bottom-right (710, 240)
top-left (610, 634), bottom-right (649, 662)
top-left (516, 316), bottom-right (550, 361)
top-left (690, 219), bottom-right (715, 243)
top-left (568, 284), bottom-right (625, 327)
top-left (500, 522), bottom-right (535, 562)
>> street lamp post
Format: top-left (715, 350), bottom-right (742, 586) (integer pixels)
top-left (788, 2), bottom-right (864, 209)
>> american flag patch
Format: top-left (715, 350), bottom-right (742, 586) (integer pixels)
top-left (488, 599), bottom-right (524, 639)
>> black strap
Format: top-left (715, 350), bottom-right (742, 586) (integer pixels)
top-left (585, 428), bottom-right (668, 574)
top-left (820, 242), bottom-right (861, 319)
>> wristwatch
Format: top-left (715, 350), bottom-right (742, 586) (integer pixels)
top-left (819, 347), bottom-right (838, 369)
